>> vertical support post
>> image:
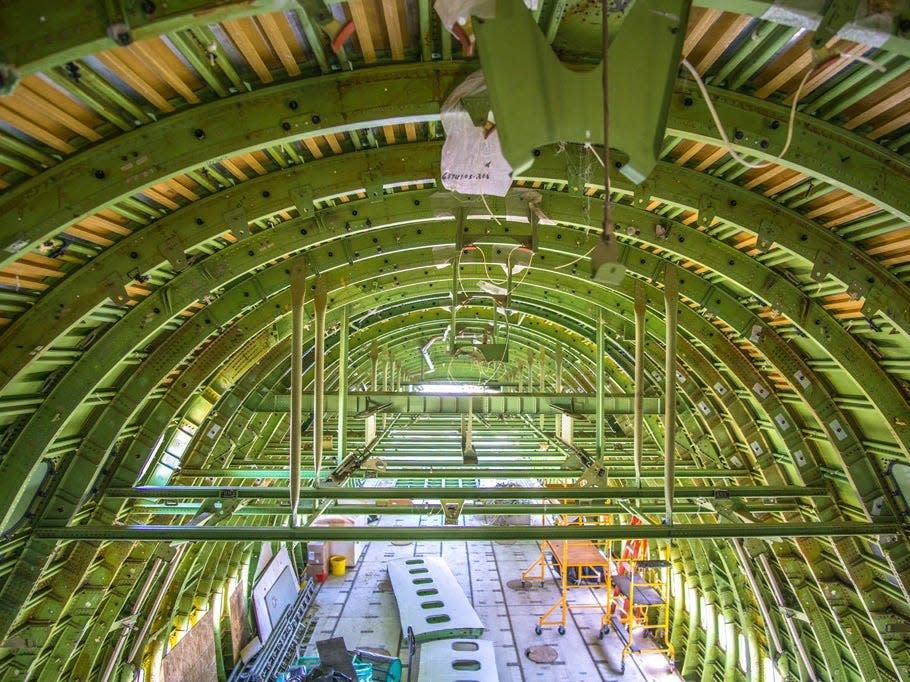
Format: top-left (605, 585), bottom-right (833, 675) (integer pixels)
top-left (463, 398), bottom-right (473, 453)
top-left (450, 208), bottom-right (465, 354)
top-left (211, 586), bottom-right (226, 682)
top-left (367, 341), bottom-right (378, 445)
top-left (313, 277), bottom-right (327, 483)
top-left (100, 558), bottom-right (164, 682)
top-left (337, 305), bottom-right (349, 467)
top-left (758, 553), bottom-right (819, 682)
top-left (663, 265), bottom-right (678, 525)
top-left (555, 342), bottom-right (563, 439)
top-left (526, 351), bottom-right (534, 396)
top-left (128, 547), bottom-right (187, 667)
top-left (596, 308), bottom-right (605, 458)
top-left (538, 346), bottom-right (546, 431)
top-left (634, 281), bottom-right (646, 488)
top-left (733, 540), bottom-right (784, 660)
top-left (289, 263), bottom-right (306, 525)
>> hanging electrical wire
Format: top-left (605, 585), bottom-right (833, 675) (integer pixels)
top-left (680, 53), bottom-right (886, 170)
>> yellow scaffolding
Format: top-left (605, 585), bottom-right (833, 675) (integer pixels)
top-left (520, 515), bottom-right (614, 635)
top-left (606, 543), bottom-right (675, 674)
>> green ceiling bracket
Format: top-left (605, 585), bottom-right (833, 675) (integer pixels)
top-left (812, 0), bottom-right (861, 50)
top-left (474, 0), bottom-right (692, 182)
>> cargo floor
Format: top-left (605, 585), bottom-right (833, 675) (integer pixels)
top-left (301, 515), bottom-right (680, 682)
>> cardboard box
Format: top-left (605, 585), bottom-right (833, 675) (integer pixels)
top-left (307, 541), bottom-right (327, 565)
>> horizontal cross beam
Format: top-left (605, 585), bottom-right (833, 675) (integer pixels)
top-left (170, 467), bottom-right (750, 480)
top-left (107, 485), bottom-right (826, 500)
top-left (127, 501), bottom-right (802, 516)
top-left (245, 390), bottom-right (663, 415)
top-left (34, 522), bottom-right (901, 542)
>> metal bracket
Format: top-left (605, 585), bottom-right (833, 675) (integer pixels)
top-left (102, 274), bottom-right (130, 305)
top-left (0, 63), bottom-right (20, 96)
top-left (812, 0), bottom-right (861, 50)
top-left (223, 207), bottom-right (250, 239)
top-left (756, 218), bottom-right (777, 252)
top-left (473, 0), bottom-right (692, 182)
top-left (362, 168), bottom-right (385, 203)
top-left (341, 239), bottom-right (355, 265)
top-left (158, 234), bottom-right (189, 271)
top-left (697, 195), bottom-right (716, 227)
top-left (577, 463), bottom-right (609, 487)
top-left (104, 0), bottom-right (132, 46)
top-left (846, 279), bottom-right (868, 301)
top-left (633, 180), bottom-right (655, 208)
top-left (810, 250), bottom-right (833, 282)
top-left (441, 500), bottom-right (464, 525)
top-left (290, 185), bottom-right (314, 216)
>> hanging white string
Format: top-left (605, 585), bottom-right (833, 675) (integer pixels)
top-left (680, 53), bottom-right (886, 170)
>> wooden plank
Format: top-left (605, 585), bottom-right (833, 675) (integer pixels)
top-left (63, 226), bottom-right (114, 246)
top-left (162, 610), bottom-right (217, 682)
top-left (694, 146), bottom-right (727, 172)
top-left (79, 215), bottom-right (131, 236)
top-left (141, 187), bottom-right (181, 210)
top-left (869, 110), bottom-right (910, 139)
top-left (220, 158), bottom-right (249, 181)
top-left (847, 86), bottom-right (910, 129)
top-left (3, 259), bottom-right (63, 279)
top-left (805, 193), bottom-right (861, 219)
top-left (302, 137), bottom-right (323, 158)
top-left (382, 125), bottom-right (396, 145)
top-left (381, 0), bottom-right (406, 60)
top-left (683, 9), bottom-right (720, 59)
top-left (785, 42), bottom-right (868, 104)
top-left (349, 0), bottom-right (377, 63)
top-left (695, 15), bottom-right (751, 73)
top-left (223, 19), bottom-right (274, 83)
top-left (0, 103), bottom-right (75, 153)
top-left (325, 134), bottom-right (342, 154)
top-left (165, 178), bottom-right (200, 202)
top-left (257, 13), bottom-right (301, 76)
top-left (131, 39), bottom-right (201, 103)
top-left (546, 540), bottom-right (611, 568)
top-left (823, 205), bottom-right (879, 228)
top-left (16, 82), bottom-right (101, 141)
top-left (0, 274), bottom-right (48, 291)
top-left (96, 51), bottom-right (174, 111)
top-left (763, 172), bottom-right (806, 196)
top-left (241, 152), bottom-right (267, 175)
top-left (674, 141), bottom-right (704, 165)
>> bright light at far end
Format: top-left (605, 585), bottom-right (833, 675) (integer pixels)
top-left (417, 382), bottom-right (500, 394)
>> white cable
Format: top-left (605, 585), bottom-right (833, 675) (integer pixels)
top-left (479, 192), bottom-right (502, 225)
top-left (681, 54), bottom-right (886, 171)
top-left (554, 247), bottom-right (595, 270)
top-left (584, 142), bottom-right (605, 168)
top-left (682, 59), bottom-right (780, 169)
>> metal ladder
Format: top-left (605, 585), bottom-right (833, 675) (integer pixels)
top-left (228, 578), bottom-right (317, 682)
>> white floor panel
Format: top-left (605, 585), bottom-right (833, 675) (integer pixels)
top-left (300, 515), bottom-right (680, 681)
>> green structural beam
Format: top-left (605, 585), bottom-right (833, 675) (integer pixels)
top-left (695, 0), bottom-right (910, 59)
top-left (34, 521), bottom-right (901, 542)
top-left (0, 0), bottom-right (299, 83)
top-left (4, 0), bottom-right (909, 87)
top-left (473, 0), bottom-right (690, 181)
top-left (108, 485), bottom-right (828, 500)
top-left (245, 390), bottom-right (663, 415)
top-left (128, 501), bottom-right (802, 516)
top-left (170, 467), bottom-right (751, 479)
